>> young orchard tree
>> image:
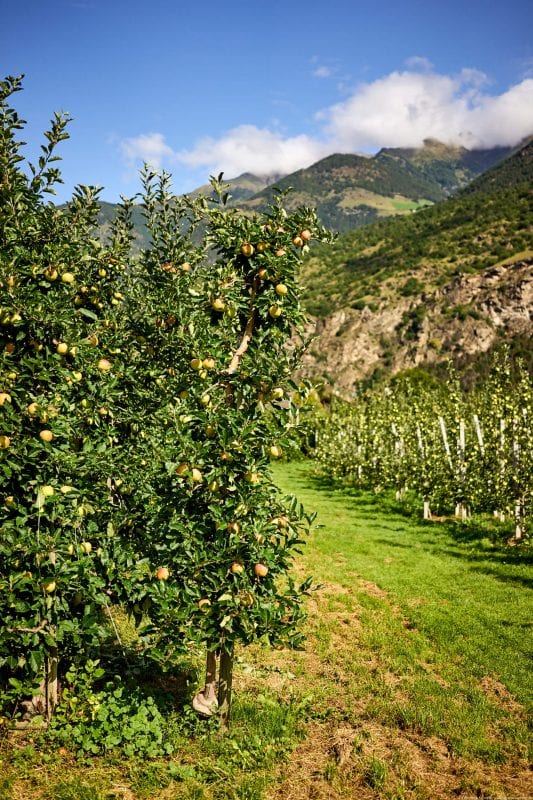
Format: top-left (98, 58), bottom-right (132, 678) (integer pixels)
top-left (114, 172), bottom-right (333, 726)
top-left (0, 75), bottom-right (143, 719)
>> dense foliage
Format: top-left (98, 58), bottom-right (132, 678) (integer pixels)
top-left (302, 180), bottom-right (532, 316)
top-left (0, 75), bottom-right (332, 728)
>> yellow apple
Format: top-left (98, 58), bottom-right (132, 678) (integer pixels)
top-left (41, 485), bottom-right (55, 497)
top-left (191, 467), bottom-right (203, 482)
top-left (254, 563), bottom-right (269, 578)
top-left (292, 235), bottom-right (304, 248)
top-left (0, 392), bottom-right (11, 406)
top-left (61, 272), bottom-right (75, 283)
top-left (269, 444), bottom-right (282, 458)
top-left (269, 305), bottom-right (283, 319)
top-left (190, 357), bottom-right (202, 371)
top-left (39, 430), bottom-right (54, 443)
top-left (275, 283), bottom-right (288, 296)
top-left (231, 562), bottom-right (244, 575)
top-left (56, 342), bottom-right (68, 355)
top-left (97, 358), bottom-right (111, 371)
top-left (271, 387), bottom-right (284, 400)
top-left (300, 229), bottom-right (312, 241)
top-left (80, 541), bottom-right (92, 554)
top-left (202, 357), bottom-right (216, 370)
top-left (43, 580), bottom-right (56, 593)
top-left (211, 298), bottom-right (225, 312)
top-left (241, 242), bottom-right (254, 257)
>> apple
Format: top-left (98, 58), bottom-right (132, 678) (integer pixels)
top-left (211, 298), bottom-right (225, 312)
top-left (275, 248), bottom-right (286, 257)
top-left (200, 394), bottom-right (211, 407)
top-left (198, 598), bottom-right (211, 611)
top-left (61, 272), bottom-right (75, 283)
top-left (269, 305), bottom-right (283, 319)
top-left (56, 342), bottom-right (69, 355)
top-left (190, 357), bottom-right (202, 371)
top-left (244, 471), bottom-right (260, 484)
top-left (271, 387), bottom-right (284, 400)
top-left (67, 543), bottom-right (75, 555)
top-left (208, 479), bottom-right (219, 492)
top-left (256, 241), bottom-right (269, 253)
top-left (98, 407), bottom-right (108, 416)
top-left (87, 334), bottom-right (99, 346)
top-left (257, 268), bottom-right (269, 280)
top-left (191, 467), bottom-right (203, 483)
top-left (80, 541), bottom-right (92, 554)
top-left (241, 242), bottom-right (254, 257)
top-left (202, 357), bottom-right (216, 370)
top-left (5, 495), bottom-right (15, 507)
top-left (240, 592), bottom-right (254, 607)
top-left (301, 229), bottom-right (312, 241)
top-left (41, 485), bottom-right (55, 497)
top-left (98, 268), bottom-right (107, 278)
top-left (180, 261), bottom-right (191, 272)
top-left (254, 563), bottom-right (269, 578)
top-left (231, 562), bottom-right (244, 575)
top-left (269, 445), bottom-right (282, 459)
top-left (0, 392), bottom-right (11, 406)
top-left (176, 463), bottom-right (189, 477)
top-left (227, 521), bottom-right (241, 535)
top-left (60, 485), bottom-right (74, 494)
top-left (220, 451), bottom-right (233, 462)
top-left (292, 235), bottom-right (304, 248)
top-left (205, 423), bottom-right (216, 438)
top-left (156, 566), bottom-right (170, 581)
top-left (97, 358), bottom-right (111, 371)
top-left (43, 580), bottom-right (56, 593)
top-left (275, 283), bottom-right (288, 296)
top-left (4, 343), bottom-right (15, 354)
top-left (39, 430), bottom-right (54, 443)
top-left (72, 371), bottom-right (83, 381)
top-left (44, 268), bottom-right (58, 281)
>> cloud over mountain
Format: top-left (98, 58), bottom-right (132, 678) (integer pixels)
top-left (119, 67), bottom-right (533, 182)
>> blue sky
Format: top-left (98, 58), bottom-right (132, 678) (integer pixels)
top-left (2, 0), bottom-right (533, 202)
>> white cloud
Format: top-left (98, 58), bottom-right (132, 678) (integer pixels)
top-left (404, 56), bottom-right (434, 72)
top-left (313, 65), bottom-right (333, 78)
top-left (120, 132), bottom-right (175, 171)
top-left (321, 70), bottom-right (533, 150)
top-left (118, 68), bottom-right (533, 184)
top-left (174, 125), bottom-right (331, 178)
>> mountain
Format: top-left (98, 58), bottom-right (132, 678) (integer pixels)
top-left (236, 140), bottom-right (516, 232)
top-left (92, 140), bottom-right (518, 244)
top-left (189, 171), bottom-right (283, 203)
top-left (297, 139), bottom-right (533, 394)
top-left (378, 138), bottom-right (515, 196)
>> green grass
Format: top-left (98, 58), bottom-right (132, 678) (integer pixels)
top-left (273, 462), bottom-right (532, 713)
top-left (1, 459), bottom-right (531, 799)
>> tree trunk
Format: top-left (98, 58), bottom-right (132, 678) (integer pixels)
top-left (218, 643), bottom-right (234, 730)
top-left (192, 649), bottom-right (219, 717)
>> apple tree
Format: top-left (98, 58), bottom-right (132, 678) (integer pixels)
top-left (0, 75), bottom-right (146, 719)
top-left (109, 171), bottom-right (333, 725)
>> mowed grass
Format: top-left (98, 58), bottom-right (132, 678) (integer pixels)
top-left (0, 460), bottom-right (531, 800)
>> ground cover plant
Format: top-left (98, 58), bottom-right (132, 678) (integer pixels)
top-left (1, 461), bottom-right (531, 799)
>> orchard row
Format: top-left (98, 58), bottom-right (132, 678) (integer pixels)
top-left (0, 76), bottom-right (332, 724)
top-left (313, 355), bottom-right (532, 538)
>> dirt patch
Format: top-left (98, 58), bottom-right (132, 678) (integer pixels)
top-left (479, 676), bottom-right (527, 715)
top-left (357, 579), bottom-right (389, 600)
